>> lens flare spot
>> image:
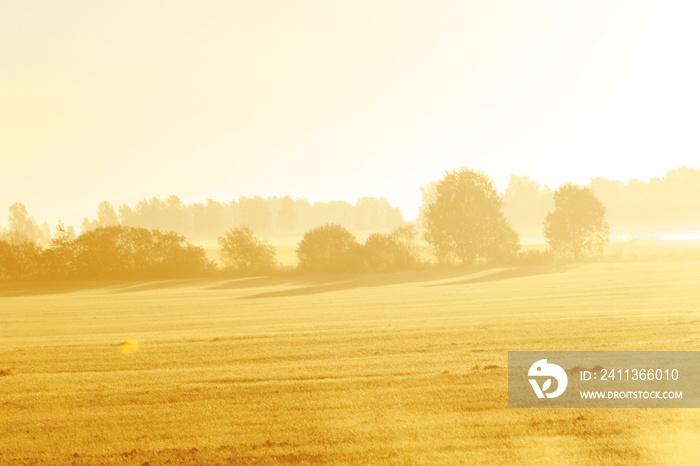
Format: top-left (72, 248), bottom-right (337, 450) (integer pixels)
top-left (118, 340), bottom-right (139, 355)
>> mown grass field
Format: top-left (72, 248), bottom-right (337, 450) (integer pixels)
top-left (1, 259), bottom-right (699, 464)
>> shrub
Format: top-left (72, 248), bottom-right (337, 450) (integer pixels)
top-left (297, 224), bottom-right (361, 273)
top-left (217, 227), bottom-right (277, 275)
top-left (362, 231), bottom-right (416, 272)
top-left (0, 240), bottom-right (42, 280)
top-left (72, 226), bottom-right (211, 279)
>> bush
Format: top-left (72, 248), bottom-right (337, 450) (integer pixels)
top-left (217, 227), bottom-right (277, 275)
top-left (72, 226), bottom-right (212, 279)
top-left (0, 226), bottom-right (214, 281)
top-left (0, 240), bottom-right (42, 280)
top-left (297, 224), bottom-right (361, 273)
top-left (362, 230), bottom-right (416, 272)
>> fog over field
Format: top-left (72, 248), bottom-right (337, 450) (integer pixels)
top-left (2, 1), bottom-right (699, 464)
top-left (1, 261), bottom-right (698, 464)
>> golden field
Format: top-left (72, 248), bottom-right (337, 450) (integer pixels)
top-left (1, 258), bottom-right (699, 465)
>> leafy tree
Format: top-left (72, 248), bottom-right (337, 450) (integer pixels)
top-left (422, 168), bottom-right (519, 264)
top-left (42, 221), bottom-right (78, 279)
top-left (97, 201), bottom-right (120, 227)
top-left (217, 227), bottom-right (276, 275)
top-left (82, 201), bottom-right (120, 232)
top-left (296, 224), bottom-right (361, 273)
top-left (2, 203), bottom-right (50, 245)
top-left (544, 184), bottom-right (609, 259)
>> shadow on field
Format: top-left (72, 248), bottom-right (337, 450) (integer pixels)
top-left (208, 276), bottom-right (301, 290)
top-left (0, 266), bottom-right (574, 298)
top-left (430, 265), bottom-right (571, 287)
top-left (209, 268), bottom-right (476, 299)
top-left (0, 278), bottom-right (213, 297)
top-left (0, 280), bottom-right (124, 297)
top-left (113, 279), bottom-right (214, 293)
top-left (240, 266), bottom-right (567, 299)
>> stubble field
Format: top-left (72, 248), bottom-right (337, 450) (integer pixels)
top-left (1, 259), bottom-right (699, 464)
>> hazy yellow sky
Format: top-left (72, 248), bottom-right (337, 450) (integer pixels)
top-left (1, 1), bottom-right (699, 227)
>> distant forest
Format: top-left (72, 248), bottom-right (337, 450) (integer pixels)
top-left (1, 165), bottom-right (699, 245)
top-left (418, 167), bottom-right (697, 237)
top-left (82, 196), bottom-right (406, 240)
top-left (2, 197), bottom-right (406, 245)
top-left (490, 166), bottom-right (699, 234)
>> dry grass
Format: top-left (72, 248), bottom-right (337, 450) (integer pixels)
top-left (0, 259), bottom-right (698, 464)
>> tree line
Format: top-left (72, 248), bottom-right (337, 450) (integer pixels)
top-left (0, 167), bottom-right (611, 281)
top-left (80, 195), bottom-right (405, 240)
top-left (496, 165), bottom-right (700, 233)
top-left (5, 165), bottom-right (696, 247)
top-left (0, 222), bottom-right (422, 280)
top-left (0, 225), bottom-right (212, 280)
